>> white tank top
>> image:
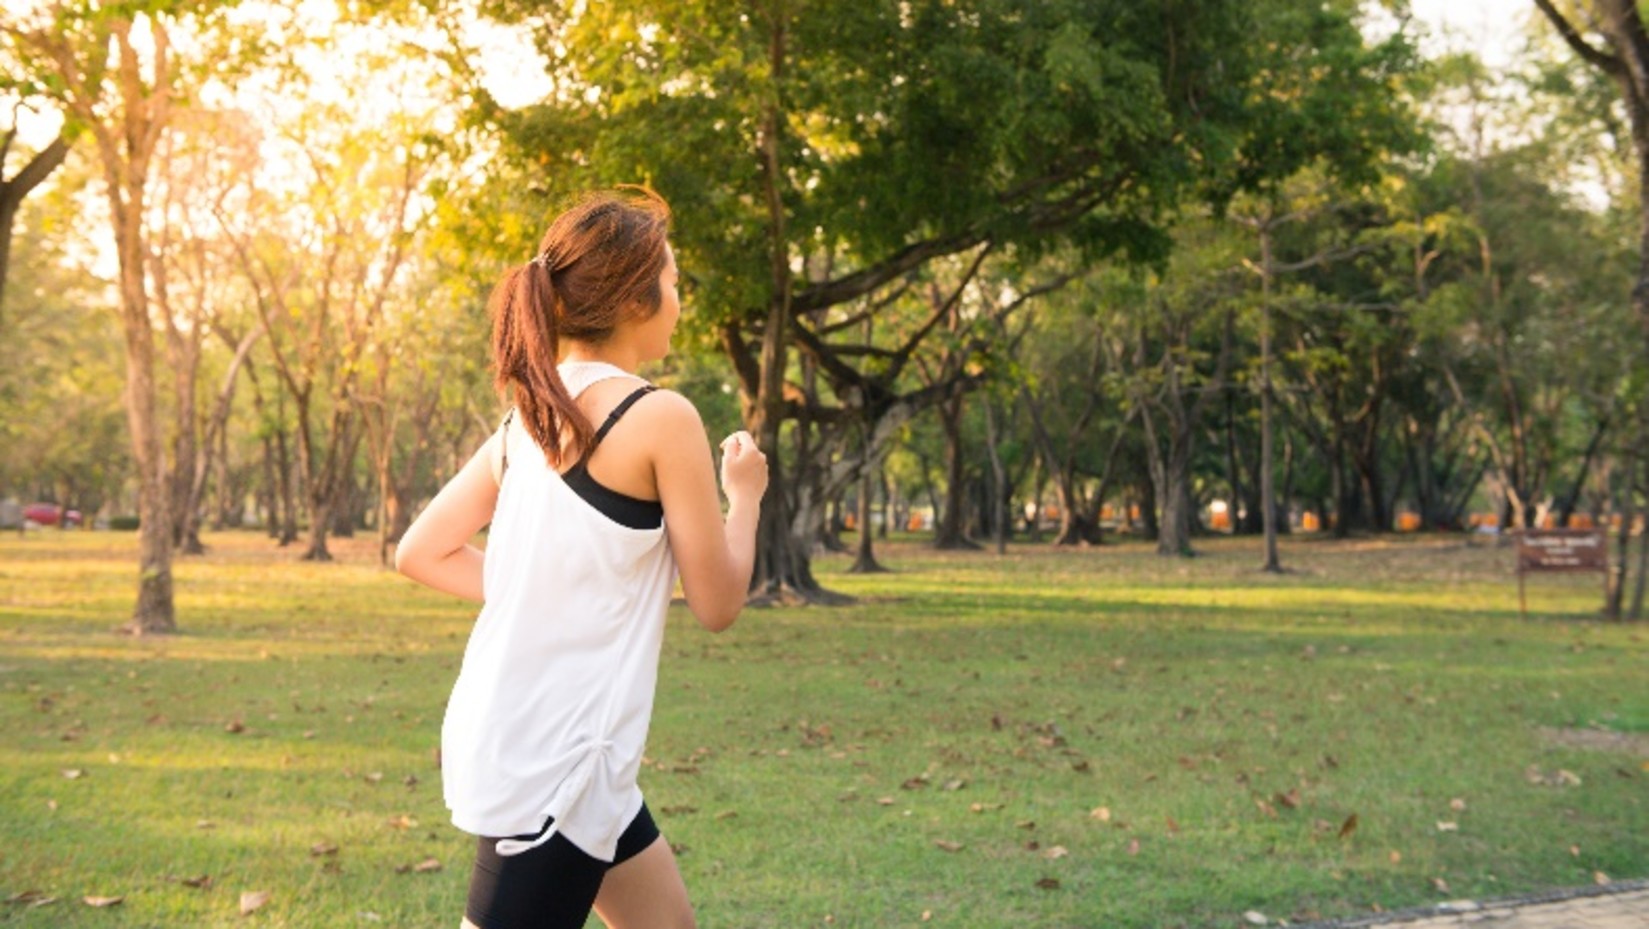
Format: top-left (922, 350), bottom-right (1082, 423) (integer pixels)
top-left (441, 361), bottom-right (677, 861)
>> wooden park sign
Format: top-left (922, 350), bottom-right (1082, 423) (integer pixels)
top-left (1515, 528), bottom-right (1608, 619)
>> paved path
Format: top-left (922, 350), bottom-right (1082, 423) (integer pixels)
top-left (1298, 880), bottom-right (1649, 929)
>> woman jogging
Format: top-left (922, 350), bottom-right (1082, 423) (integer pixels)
top-left (395, 188), bottom-right (767, 929)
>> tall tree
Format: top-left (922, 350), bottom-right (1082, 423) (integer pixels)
top-left (1534, 1), bottom-right (1649, 608)
top-left (6, 6), bottom-right (194, 632)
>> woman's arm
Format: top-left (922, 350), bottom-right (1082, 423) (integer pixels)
top-left (393, 431), bottom-right (502, 602)
top-left (649, 391), bottom-right (767, 631)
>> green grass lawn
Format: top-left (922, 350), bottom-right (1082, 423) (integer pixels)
top-left (1, 529), bottom-right (1645, 928)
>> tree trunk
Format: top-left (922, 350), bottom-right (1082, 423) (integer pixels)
top-left (170, 340), bottom-right (204, 555)
top-left (1258, 225), bottom-right (1282, 571)
top-left (211, 408), bottom-right (236, 530)
top-left (304, 495), bottom-right (335, 562)
top-left (1332, 436), bottom-right (1353, 538)
top-left (1608, 456), bottom-right (1639, 619)
top-left (376, 456), bottom-right (396, 567)
top-left (983, 399), bottom-right (1008, 555)
top-left (933, 391), bottom-right (978, 550)
top-left (737, 15), bottom-right (842, 603)
top-left (116, 223), bottom-right (175, 633)
top-left (1139, 481), bottom-right (1160, 541)
top-left (1629, 457), bottom-right (1646, 619)
top-left (877, 467), bottom-right (891, 540)
top-left (275, 424), bottom-right (299, 545)
top-left (1157, 449), bottom-right (1195, 558)
top-left (1556, 417), bottom-right (1610, 527)
top-left (258, 434), bottom-right (276, 535)
top-left (850, 449), bottom-right (888, 573)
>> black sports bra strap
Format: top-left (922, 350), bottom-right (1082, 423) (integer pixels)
top-left (590, 385), bottom-right (658, 449)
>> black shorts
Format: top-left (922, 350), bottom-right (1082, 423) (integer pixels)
top-left (465, 803), bottom-right (662, 929)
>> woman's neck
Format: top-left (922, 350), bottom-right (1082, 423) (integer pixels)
top-left (558, 344), bottom-right (639, 374)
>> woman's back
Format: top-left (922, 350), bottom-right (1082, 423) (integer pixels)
top-left (444, 361), bottom-right (677, 862)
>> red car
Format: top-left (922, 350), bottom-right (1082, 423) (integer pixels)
top-left (24, 503), bottom-right (83, 527)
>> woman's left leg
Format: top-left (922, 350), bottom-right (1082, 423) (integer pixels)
top-left (591, 836), bottom-right (695, 929)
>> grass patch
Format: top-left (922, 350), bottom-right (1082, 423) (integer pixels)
top-left (1, 530), bottom-right (1645, 927)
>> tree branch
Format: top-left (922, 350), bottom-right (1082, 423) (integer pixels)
top-left (1534, 0), bottom-right (1623, 73)
top-left (791, 229), bottom-right (985, 314)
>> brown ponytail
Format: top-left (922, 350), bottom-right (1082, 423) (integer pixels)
top-left (489, 187), bottom-right (671, 467)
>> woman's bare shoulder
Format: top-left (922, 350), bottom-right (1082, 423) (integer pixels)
top-left (632, 387), bottom-right (705, 440)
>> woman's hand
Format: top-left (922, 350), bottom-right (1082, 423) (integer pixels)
top-left (718, 431), bottom-right (768, 507)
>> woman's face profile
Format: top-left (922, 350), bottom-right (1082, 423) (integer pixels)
top-left (637, 242), bottom-right (681, 361)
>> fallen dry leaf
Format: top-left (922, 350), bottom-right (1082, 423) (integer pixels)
top-left (180, 875), bottom-right (212, 889)
top-left (1338, 814), bottom-right (1359, 839)
top-left (7, 890), bottom-right (48, 904)
top-left (1595, 871), bottom-right (1611, 886)
top-left (934, 840), bottom-right (963, 853)
top-left (1436, 821), bottom-right (1459, 832)
top-left (1090, 806), bottom-right (1111, 822)
top-left (1275, 789), bottom-right (1301, 810)
top-left (83, 895), bottom-right (123, 908)
top-left (1431, 877), bottom-right (1450, 894)
top-left (412, 858), bottom-right (441, 873)
top-left (1042, 845), bottom-right (1069, 860)
top-left (1016, 820), bottom-right (1036, 830)
top-left (310, 842), bottom-right (339, 857)
top-left (1389, 850), bottom-right (1402, 864)
top-left (1449, 797), bottom-right (1466, 811)
top-left (240, 890), bottom-right (271, 915)
top-left (876, 796), bottom-right (894, 806)
top-left (1243, 911), bottom-right (1268, 926)
top-left (225, 720), bottom-right (245, 734)
top-left (1035, 877), bottom-right (1060, 890)
top-left (385, 814), bottom-right (417, 830)
top-left (61, 769), bottom-right (84, 780)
